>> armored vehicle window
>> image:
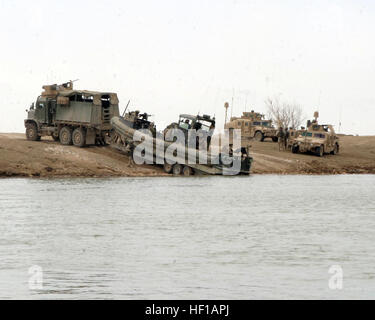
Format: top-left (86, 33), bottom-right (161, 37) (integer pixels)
top-left (312, 125), bottom-right (320, 131)
top-left (179, 118), bottom-right (191, 130)
top-left (101, 95), bottom-right (111, 123)
top-left (253, 122), bottom-right (261, 126)
top-left (245, 122), bottom-right (249, 126)
top-left (84, 95), bottom-right (93, 102)
top-left (180, 122), bottom-right (190, 130)
top-left (237, 122), bottom-right (241, 126)
top-left (314, 133), bottom-right (325, 139)
top-left (301, 132), bottom-right (313, 137)
top-left (199, 121), bottom-right (213, 131)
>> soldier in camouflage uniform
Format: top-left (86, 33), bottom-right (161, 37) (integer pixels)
top-left (277, 127), bottom-right (285, 151)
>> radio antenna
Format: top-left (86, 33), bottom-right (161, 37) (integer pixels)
top-left (122, 100), bottom-right (131, 117)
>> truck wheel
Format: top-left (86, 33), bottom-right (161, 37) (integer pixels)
top-left (316, 145), bottom-right (324, 157)
top-left (272, 137), bottom-right (278, 143)
top-left (255, 131), bottom-right (264, 142)
top-left (59, 126), bottom-right (73, 145)
top-left (331, 143), bottom-right (339, 155)
top-left (163, 163), bottom-right (173, 174)
top-left (292, 145), bottom-right (299, 154)
top-left (72, 128), bottom-right (86, 147)
top-left (26, 123), bottom-right (40, 141)
top-left (172, 164), bottom-right (182, 176)
top-left (183, 166), bottom-right (193, 176)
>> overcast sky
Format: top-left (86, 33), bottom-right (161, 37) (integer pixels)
top-left (0, 0), bottom-right (374, 135)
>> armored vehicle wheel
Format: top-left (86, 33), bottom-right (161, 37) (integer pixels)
top-left (172, 164), bottom-right (182, 176)
top-left (72, 128), bottom-right (86, 147)
top-left (272, 137), bottom-right (278, 142)
top-left (316, 145), bottom-right (324, 157)
top-left (26, 123), bottom-right (40, 141)
top-left (255, 131), bottom-right (264, 142)
top-left (331, 143), bottom-right (339, 155)
top-left (183, 166), bottom-right (193, 176)
top-left (163, 163), bottom-right (173, 173)
top-left (292, 145), bottom-right (299, 154)
top-left (59, 126), bottom-right (73, 145)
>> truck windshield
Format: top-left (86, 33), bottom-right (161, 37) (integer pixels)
top-left (199, 121), bottom-right (214, 131)
top-left (179, 118), bottom-right (191, 130)
top-left (301, 132), bottom-right (313, 137)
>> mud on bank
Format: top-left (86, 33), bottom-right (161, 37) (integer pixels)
top-left (1, 133), bottom-right (374, 177)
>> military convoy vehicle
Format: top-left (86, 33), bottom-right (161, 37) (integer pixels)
top-left (291, 112), bottom-right (339, 157)
top-left (224, 111), bottom-right (278, 143)
top-left (24, 81), bottom-right (120, 147)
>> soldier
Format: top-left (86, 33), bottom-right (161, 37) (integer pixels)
top-left (277, 127), bottom-right (285, 151)
top-left (284, 127), bottom-right (290, 150)
top-left (149, 122), bottom-right (156, 137)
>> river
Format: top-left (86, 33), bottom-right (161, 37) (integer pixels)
top-left (0, 175), bottom-right (374, 299)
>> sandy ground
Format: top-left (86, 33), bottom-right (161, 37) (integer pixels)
top-left (251, 135), bottom-right (375, 174)
top-left (0, 133), bottom-right (374, 177)
top-left (0, 133), bottom-right (167, 178)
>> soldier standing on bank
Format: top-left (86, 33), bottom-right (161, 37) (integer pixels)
top-left (277, 127), bottom-right (285, 151)
top-left (284, 127), bottom-right (290, 150)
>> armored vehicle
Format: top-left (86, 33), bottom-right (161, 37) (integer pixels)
top-left (24, 81), bottom-right (120, 147)
top-left (291, 113), bottom-right (339, 157)
top-left (224, 111), bottom-right (278, 143)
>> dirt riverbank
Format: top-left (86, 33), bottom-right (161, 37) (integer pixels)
top-left (0, 133), bottom-right (374, 177)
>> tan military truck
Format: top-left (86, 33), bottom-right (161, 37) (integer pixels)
top-left (291, 114), bottom-right (339, 157)
top-left (224, 111), bottom-right (278, 142)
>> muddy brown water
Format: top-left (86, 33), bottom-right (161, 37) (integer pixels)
top-left (0, 175), bottom-right (374, 299)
